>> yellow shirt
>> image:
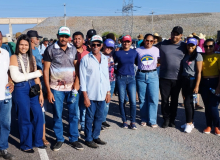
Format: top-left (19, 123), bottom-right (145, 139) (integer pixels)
top-left (202, 53), bottom-right (220, 77)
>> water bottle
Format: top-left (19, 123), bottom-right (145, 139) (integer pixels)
top-left (210, 88), bottom-right (220, 97)
top-left (192, 94), bottom-right (197, 104)
top-left (70, 89), bottom-right (78, 103)
top-left (5, 86), bottom-right (12, 103)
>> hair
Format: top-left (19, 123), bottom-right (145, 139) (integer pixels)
top-left (140, 34), bottom-right (154, 46)
top-left (106, 33), bottom-right (115, 42)
top-left (15, 34), bottom-right (35, 72)
top-left (187, 46), bottom-right (198, 62)
top-left (204, 39), bottom-right (215, 46)
top-left (72, 31), bottom-right (84, 39)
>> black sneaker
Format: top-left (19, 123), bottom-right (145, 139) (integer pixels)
top-left (70, 141), bottom-right (84, 150)
top-left (85, 141), bottom-right (99, 148)
top-left (101, 127), bottom-right (105, 131)
top-left (53, 142), bottom-right (63, 151)
top-left (169, 121), bottom-right (176, 128)
top-left (93, 138), bottom-right (107, 145)
top-left (0, 150), bottom-right (15, 160)
top-left (102, 121), bottom-right (111, 128)
top-left (162, 119), bottom-right (170, 128)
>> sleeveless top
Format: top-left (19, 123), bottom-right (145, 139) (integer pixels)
top-left (16, 54), bottom-right (36, 73)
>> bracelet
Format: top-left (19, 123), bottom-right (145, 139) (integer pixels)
top-left (9, 81), bottom-right (14, 86)
top-left (107, 92), bottom-right (111, 95)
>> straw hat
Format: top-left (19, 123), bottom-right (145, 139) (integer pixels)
top-left (2, 37), bottom-right (8, 43)
top-left (192, 32), bottom-right (197, 36)
top-left (198, 33), bottom-right (206, 40)
top-left (187, 34), bottom-right (193, 38)
top-left (137, 34), bottom-right (144, 40)
top-left (15, 32), bottom-right (22, 39)
top-left (154, 33), bottom-right (160, 37)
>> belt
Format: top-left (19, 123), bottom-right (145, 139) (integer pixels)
top-left (138, 69), bottom-right (157, 73)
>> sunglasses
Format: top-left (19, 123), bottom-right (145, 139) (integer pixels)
top-left (106, 47), bottom-right (114, 50)
top-left (204, 45), bottom-right (214, 48)
top-left (145, 40), bottom-right (154, 43)
top-left (92, 43), bottom-right (101, 47)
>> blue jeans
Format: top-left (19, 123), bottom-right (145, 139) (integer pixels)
top-left (51, 89), bottom-right (79, 143)
top-left (116, 75), bottom-right (136, 123)
top-left (136, 71), bottom-right (159, 125)
top-left (85, 100), bottom-right (105, 142)
top-left (0, 99), bottom-right (12, 150)
top-left (78, 89), bottom-right (86, 130)
top-left (13, 80), bottom-right (43, 150)
top-left (103, 81), bottom-right (115, 122)
top-left (200, 78), bottom-right (220, 127)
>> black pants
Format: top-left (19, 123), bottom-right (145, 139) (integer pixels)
top-left (159, 78), bottom-right (181, 121)
top-left (181, 77), bottom-right (195, 123)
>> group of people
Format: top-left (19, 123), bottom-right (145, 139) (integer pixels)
top-left (1, 25), bottom-right (220, 160)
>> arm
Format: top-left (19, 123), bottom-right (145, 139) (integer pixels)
top-left (80, 58), bottom-right (91, 107)
top-left (73, 60), bottom-right (80, 91)
top-left (105, 60), bottom-right (111, 103)
top-left (193, 61), bottom-right (202, 93)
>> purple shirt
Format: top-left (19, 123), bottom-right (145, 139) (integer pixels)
top-left (136, 46), bottom-right (160, 70)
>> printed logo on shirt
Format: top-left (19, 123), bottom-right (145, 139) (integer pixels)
top-left (186, 60), bottom-right (192, 65)
top-left (141, 55), bottom-right (154, 65)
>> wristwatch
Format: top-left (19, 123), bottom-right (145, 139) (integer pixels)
top-left (9, 81), bottom-right (14, 86)
top-left (107, 92), bottom-right (111, 95)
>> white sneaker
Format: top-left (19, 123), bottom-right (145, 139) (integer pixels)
top-left (181, 123), bottom-right (194, 129)
top-left (184, 124), bottom-right (193, 133)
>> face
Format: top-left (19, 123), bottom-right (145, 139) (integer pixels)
top-left (187, 44), bottom-right (196, 53)
top-left (144, 35), bottom-right (154, 48)
top-left (154, 38), bottom-right (158, 44)
top-left (43, 41), bottom-right (49, 45)
top-left (58, 35), bottom-right (69, 46)
top-left (204, 41), bottom-right (214, 54)
top-left (31, 37), bottom-right (39, 46)
top-left (19, 40), bottom-right (29, 54)
top-left (91, 41), bottom-right (102, 54)
top-left (73, 35), bottom-right (84, 49)
top-left (0, 32), bottom-right (2, 47)
top-left (171, 32), bottom-right (182, 43)
top-left (122, 40), bottom-right (131, 49)
top-left (103, 45), bottom-right (113, 54)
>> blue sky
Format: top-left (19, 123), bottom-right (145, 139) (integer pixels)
top-left (0, 0), bottom-right (219, 35)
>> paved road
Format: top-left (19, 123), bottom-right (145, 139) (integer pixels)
top-left (2, 94), bottom-right (220, 160)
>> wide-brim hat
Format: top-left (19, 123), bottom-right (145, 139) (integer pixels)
top-left (137, 34), bottom-right (144, 40)
top-left (198, 33), bottom-right (206, 40)
top-left (2, 37), bottom-right (8, 43)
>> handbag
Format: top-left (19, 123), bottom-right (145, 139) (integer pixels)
top-left (18, 54), bottom-right (41, 97)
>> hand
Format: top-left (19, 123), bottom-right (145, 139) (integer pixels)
top-left (105, 93), bottom-right (111, 103)
top-left (84, 96), bottom-right (91, 108)
top-left (39, 93), bottom-right (44, 107)
top-left (115, 48), bottom-right (120, 51)
top-left (6, 81), bottom-right (14, 93)
top-left (193, 86), bottom-right (199, 94)
top-left (47, 91), bottom-right (55, 104)
top-left (215, 87), bottom-right (220, 95)
top-left (38, 70), bottom-right (43, 75)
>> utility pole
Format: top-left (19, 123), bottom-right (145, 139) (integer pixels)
top-left (150, 11), bottom-right (155, 34)
top-left (64, 3), bottom-right (66, 26)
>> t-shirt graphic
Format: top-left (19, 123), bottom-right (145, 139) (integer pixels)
top-left (141, 55), bottom-right (154, 66)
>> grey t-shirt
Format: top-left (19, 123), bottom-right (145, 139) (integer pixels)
top-left (157, 40), bottom-right (186, 80)
top-left (182, 53), bottom-right (203, 77)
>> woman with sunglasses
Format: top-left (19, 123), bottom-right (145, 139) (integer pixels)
top-left (180, 38), bottom-right (203, 133)
top-left (9, 34), bottom-right (45, 153)
top-left (200, 39), bottom-right (220, 135)
top-left (114, 35), bottom-right (138, 130)
top-left (136, 34), bottom-right (160, 127)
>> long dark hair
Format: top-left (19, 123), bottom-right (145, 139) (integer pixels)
top-left (15, 34), bottom-right (35, 72)
top-left (140, 34), bottom-right (154, 47)
top-left (187, 48), bottom-right (198, 62)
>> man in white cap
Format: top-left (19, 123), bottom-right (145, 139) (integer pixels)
top-left (43, 26), bottom-right (83, 151)
top-left (80, 35), bottom-right (111, 148)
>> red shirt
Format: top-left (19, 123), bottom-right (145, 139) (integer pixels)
top-left (77, 45), bottom-right (89, 63)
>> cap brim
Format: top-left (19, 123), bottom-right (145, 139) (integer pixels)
top-left (91, 40), bottom-right (103, 43)
top-left (38, 36), bottom-right (43, 38)
top-left (59, 33), bottom-right (70, 37)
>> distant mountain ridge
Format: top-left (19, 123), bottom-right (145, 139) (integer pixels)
top-left (23, 13), bottom-right (220, 39)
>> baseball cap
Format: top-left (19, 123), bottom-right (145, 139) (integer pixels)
top-left (58, 26), bottom-right (70, 37)
top-left (43, 38), bottom-right (49, 42)
top-left (187, 38), bottom-right (197, 46)
top-left (104, 39), bottom-right (115, 48)
top-left (172, 26), bottom-right (183, 35)
top-left (15, 32), bottom-right (22, 39)
top-left (87, 29), bottom-right (97, 38)
top-left (27, 30), bottom-right (42, 38)
top-left (122, 35), bottom-right (132, 42)
top-left (91, 35), bottom-right (103, 43)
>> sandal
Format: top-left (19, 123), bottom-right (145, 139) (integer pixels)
top-left (43, 139), bottom-right (50, 146)
top-left (151, 124), bottom-right (158, 128)
top-left (141, 122), bottom-right (146, 126)
top-left (195, 104), bottom-right (204, 110)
